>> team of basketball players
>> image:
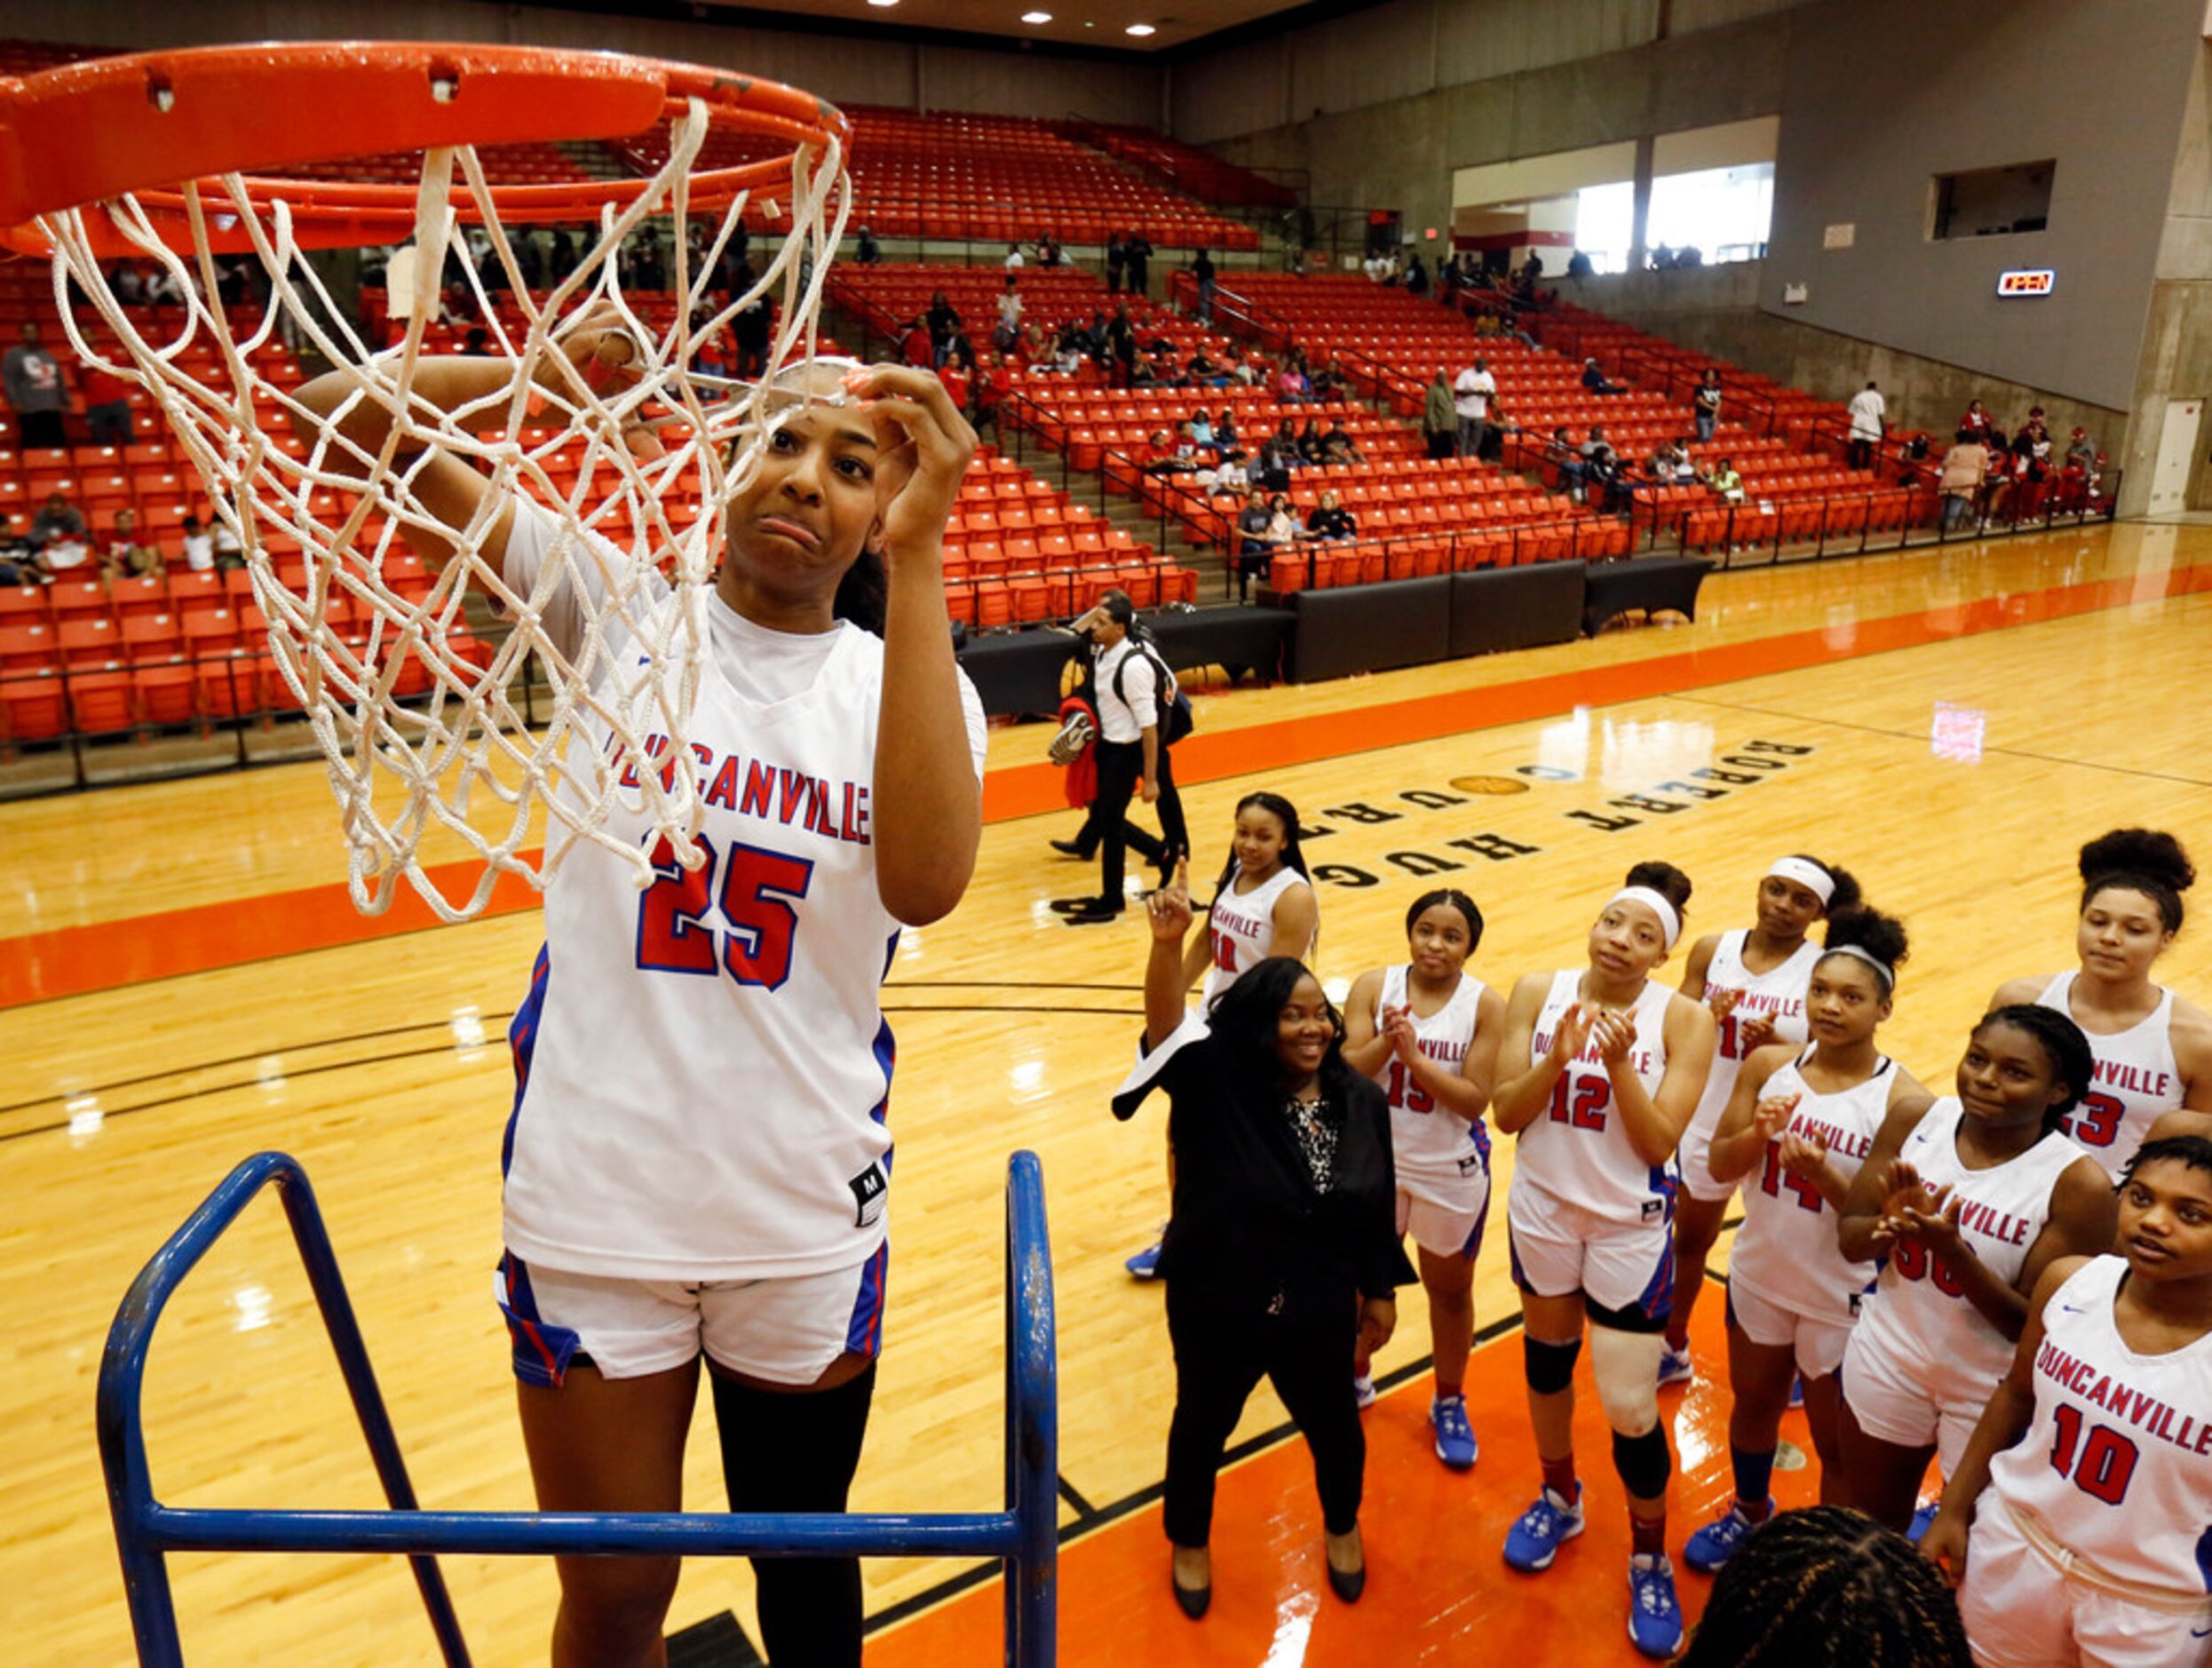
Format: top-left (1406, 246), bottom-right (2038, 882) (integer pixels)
top-left (1130, 808), bottom-right (2212, 1663)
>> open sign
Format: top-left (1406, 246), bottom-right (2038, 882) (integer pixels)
top-left (1996, 269), bottom-right (2055, 297)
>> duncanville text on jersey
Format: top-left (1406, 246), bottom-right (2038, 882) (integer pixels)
top-left (2034, 1338), bottom-right (2212, 1456)
top-left (616, 735), bottom-right (873, 847)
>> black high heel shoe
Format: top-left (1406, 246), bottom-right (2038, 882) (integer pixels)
top-left (1171, 1569), bottom-right (1211, 1619)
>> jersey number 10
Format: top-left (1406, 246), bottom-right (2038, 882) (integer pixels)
top-left (636, 834), bottom-right (814, 991)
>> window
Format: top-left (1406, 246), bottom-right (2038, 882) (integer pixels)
top-left (1645, 163), bottom-right (1773, 265)
top-left (1932, 161), bottom-right (2055, 240)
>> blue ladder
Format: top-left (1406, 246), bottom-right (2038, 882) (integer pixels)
top-left (99, 1148), bottom-right (1057, 1665)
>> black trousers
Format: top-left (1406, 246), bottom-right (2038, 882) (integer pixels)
top-left (16, 409), bottom-right (62, 449)
top-left (710, 1364), bottom-right (877, 1668)
top-left (1066, 794), bottom-right (1165, 864)
top-left (1093, 736), bottom-right (1186, 909)
top-left (1163, 1282), bottom-right (1364, 1547)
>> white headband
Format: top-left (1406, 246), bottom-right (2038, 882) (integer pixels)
top-left (1821, 942), bottom-right (1896, 991)
top-left (1767, 856), bottom-right (1835, 905)
top-left (1607, 886), bottom-right (1682, 949)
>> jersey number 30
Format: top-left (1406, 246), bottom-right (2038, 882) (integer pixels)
top-left (636, 834), bottom-right (813, 991)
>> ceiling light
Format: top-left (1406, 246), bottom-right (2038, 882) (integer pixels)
top-left (1125, 21), bottom-right (1156, 35)
top-left (1021, 9), bottom-right (1052, 19)
top-left (866, 1), bottom-right (898, 7)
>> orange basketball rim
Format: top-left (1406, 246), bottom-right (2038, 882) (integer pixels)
top-left (0, 41), bottom-right (851, 255)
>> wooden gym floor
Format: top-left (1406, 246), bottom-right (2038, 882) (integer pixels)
top-left (4, 520), bottom-right (2210, 1665)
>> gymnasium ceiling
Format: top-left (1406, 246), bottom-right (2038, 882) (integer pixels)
top-left (561, 0), bottom-right (1359, 57)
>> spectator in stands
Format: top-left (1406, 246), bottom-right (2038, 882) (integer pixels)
top-left (1566, 250), bottom-right (1595, 279)
top-left (1105, 232), bottom-right (1126, 296)
top-left (1207, 453), bottom-right (1249, 496)
top-left (630, 232), bottom-right (667, 292)
top-left (1480, 401), bottom-right (1521, 464)
top-left (1265, 491), bottom-right (1298, 546)
top-left (1106, 307), bottom-right (1138, 385)
top-left (1545, 426), bottom-right (1584, 498)
top-left (210, 517), bottom-right (244, 573)
top-left (1958, 398), bottom-right (1991, 441)
top-left (1234, 488), bottom-right (1280, 601)
top-left (844, 223), bottom-right (876, 266)
top-left (1295, 419), bottom-right (1326, 465)
top-left (1423, 369), bottom-right (1456, 461)
top-left (1937, 429), bottom-right (1988, 533)
top-left (178, 514), bottom-right (217, 574)
top-left (78, 354), bottom-right (134, 447)
top-left (1304, 490), bottom-right (1356, 542)
top-left (1310, 360), bottom-right (1350, 401)
top-left (1693, 369), bottom-right (1723, 443)
top-left (1125, 233), bottom-right (1154, 297)
top-left (1019, 319), bottom-right (1051, 363)
top-left (2010, 426), bottom-right (2049, 518)
top-left (5, 322), bottom-right (68, 450)
top-left (925, 291), bottom-right (963, 371)
top-left (515, 231), bottom-right (546, 291)
top-left (1215, 409), bottom-right (1241, 459)
top-left (2064, 425), bottom-right (2096, 473)
top-left (1453, 355), bottom-right (1496, 458)
top-left (1404, 253), bottom-right (1429, 298)
top-left (1979, 428), bottom-right (2013, 521)
top-left (37, 528), bottom-right (93, 579)
top-left (1003, 241), bottom-right (1025, 272)
top-left (1645, 439), bottom-right (1686, 483)
top-left (995, 277), bottom-right (1023, 353)
top-left (462, 327), bottom-right (493, 357)
top-left (30, 490), bottom-right (85, 551)
top-left (112, 262), bottom-right (146, 306)
top-left (549, 228), bottom-right (580, 283)
top-left (1439, 257), bottom-right (1463, 310)
top-left (1037, 233), bottom-right (1064, 269)
top-left (1186, 409), bottom-right (1217, 455)
top-left (1581, 356), bottom-right (1621, 395)
top-left (1276, 361), bottom-right (1312, 406)
top-left (100, 508), bottom-right (161, 580)
top-left (733, 270), bottom-right (773, 378)
top-left (1185, 346), bottom-right (1223, 384)
top-left (1191, 247), bottom-right (1217, 324)
top-left (1705, 455), bottom-right (1745, 504)
top-left (1254, 439), bottom-right (1293, 493)
top-left (1320, 423), bottom-right (1364, 465)
top-left (1846, 379), bottom-right (1886, 470)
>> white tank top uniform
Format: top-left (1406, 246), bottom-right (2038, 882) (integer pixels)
top-left (496, 499), bottom-right (990, 1288)
top-left (1961, 1255), bottom-right (2212, 1661)
top-left (1514, 969), bottom-right (1678, 1224)
top-left (1374, 965), bottom-right (1491, 1234)
top-left (1843, 1098), bottom-right (2087, 1469)
top-left (2035, 971), bottom-right (2185, 1175)
top-left (1200, 864), bottom-right (1313, 1007)
top-left (1677, 929), bottom-right (1820, 1201)
top-left (1508, 971), bottom-right (1683, 1315)
top-left (1724, 1050), bottom-right (1890, 1374)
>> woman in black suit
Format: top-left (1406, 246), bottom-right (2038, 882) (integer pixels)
top-left (1114, 861), bottom-right (1415, 1619)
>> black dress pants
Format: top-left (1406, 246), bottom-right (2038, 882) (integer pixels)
top-left (1161, 1282), bottom-right (1364, 1548)
top-left (1093, 737), bottom-right (1186, 909)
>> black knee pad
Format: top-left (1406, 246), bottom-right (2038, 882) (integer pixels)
top-left (1611, 1425), bottom-right (1672, 1498)
top-left (1524, 1333), bottom-right (1582, 1394)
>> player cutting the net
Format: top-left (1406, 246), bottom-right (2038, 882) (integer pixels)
top-left (293, 330), bottom-right (987, 1668)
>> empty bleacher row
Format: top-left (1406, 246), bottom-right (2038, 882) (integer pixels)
top-left (1060, 121), bottom-right (1296, 211)
top-left (614, 106), bottom-right (1257, 250)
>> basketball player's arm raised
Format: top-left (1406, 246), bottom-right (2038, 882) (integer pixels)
top-left (1837, 1098), bottom-right (1930, 1262)
top-left (1920, 1257), bottom-right (2088, 1587)
top-left (1339, 969), bottom-right (1394, 1078)
top-left (1489, 975), bottom-right (1590, 1134)
top-left (1603, 991), bottom-right (1717, 1168)
top-left (1403, 982), bottom-right (1506, 1123)
top-left (1675, 932), bottom-right (1721, 1001)
top-left (1704, 1043), bottom-right (1799, 1183)
top-left (1144, 860), bottom-right (1196, 1049)
top-left (851, 365), bottom-right (982, 924)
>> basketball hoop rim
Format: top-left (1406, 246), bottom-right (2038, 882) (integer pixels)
top-left (0, 42), bottom-right (850, 252)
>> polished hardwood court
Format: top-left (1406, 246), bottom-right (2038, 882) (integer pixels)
top-left (4, 520), bottom-right (2210, 1665)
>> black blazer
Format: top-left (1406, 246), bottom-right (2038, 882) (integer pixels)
top-left (1113, 1016), bottom-right (1415, 1321)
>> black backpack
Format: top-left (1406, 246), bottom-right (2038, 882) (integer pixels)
top-left (1112, 641), bottom-right (1193, 746)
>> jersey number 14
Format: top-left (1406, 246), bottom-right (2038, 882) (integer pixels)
top-left (636, 834), bottom-right (814, 991)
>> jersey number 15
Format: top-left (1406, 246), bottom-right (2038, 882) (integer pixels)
top-left (636, 834), bottom-right (814, 991)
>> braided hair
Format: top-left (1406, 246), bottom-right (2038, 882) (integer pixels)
top-left (1977, 1003), bottom-right (2096, 1139)
top-left (1680, 1505), bottom-right (1970, 1666)
top-left (2079, 828), bottom-right (2193, 933)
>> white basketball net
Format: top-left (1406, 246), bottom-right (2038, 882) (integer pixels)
top-left (36, 94), bottom-right (850, 921)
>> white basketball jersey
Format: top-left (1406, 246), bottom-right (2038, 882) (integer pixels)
top-left (1374, 965), bottom-right (1490, 1182)
top-left (1515, 969), bottom-right (1678, 1227)
top-left (1852, 1099), bottom-right (2087, 1399)
top-left (1684, 929), bottom-right (1820, 1146)
top-left (2035, 971), bottom-right (2184, 1175)
top-left (1201, 865), bottom-right (1314, 1006)
top-left (496, 503), bottom-right (985, 1282)
top-left (1989, 1255), bottom-right (2212, 1598)
top-left (1726, 1050), bottom-right (1889, 1326)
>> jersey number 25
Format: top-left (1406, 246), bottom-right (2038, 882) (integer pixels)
top-left (636, 834), bottom-right (814, 991)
